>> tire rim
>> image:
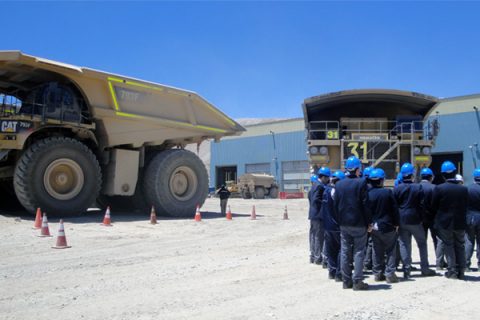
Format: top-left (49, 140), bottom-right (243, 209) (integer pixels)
top-left (43, 158), bottom-right (84, 200)
top-left (169, 166), bottom-right (198, 201)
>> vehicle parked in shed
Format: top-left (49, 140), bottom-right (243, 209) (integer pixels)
top-left (238, 173), bottom-right (279, 199)
top-left (302, 89), bottom-right (440, 185)
top-left (0, 51), bottom-right (244, 216)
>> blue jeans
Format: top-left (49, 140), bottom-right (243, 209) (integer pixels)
top-left (437, 228), bottom-right (466, 274)
top-left (398, 223), bottom-right (430, 272)
top-left (309, 219), bottom-right (324, 262)
top-left (340, 226), bottom-right (368, 283)
top-left (372, 230), bottom-right (398, 277)
top-left (324, 230), bottom-right (341, 277)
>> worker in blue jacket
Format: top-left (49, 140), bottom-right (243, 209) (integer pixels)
top-left (366, 168), bottom-right (400, 283)
top-left (431, 161), bottom-right (468, 279)
top-left (308, 168), bottom-right (330, 265)
top-left (466, 168), bottom-right (480, 271)
top-left (322, 170), bottom-right (345, 282)
top-left (333, 156), bottom-right (371, 290)
top-left (362, 166), bottom-right (374, 271)
top-left (394, 163), bottom-right (436, 279)
top-left (419, 168), bottom-right (446, 269)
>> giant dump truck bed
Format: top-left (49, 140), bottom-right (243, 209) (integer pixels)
top-left (0, 51), bottom-right (245, 149)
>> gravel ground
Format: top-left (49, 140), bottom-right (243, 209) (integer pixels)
top-left (0, 198), bottom-right (478, 320)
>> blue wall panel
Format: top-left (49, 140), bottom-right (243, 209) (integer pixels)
top-left (431, 111), bottom-right (480, 184)
top-left (210, 131), bottom-right (308, 187)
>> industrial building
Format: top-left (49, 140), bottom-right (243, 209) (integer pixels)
top-left (210, 93), bottom-right (480, 190)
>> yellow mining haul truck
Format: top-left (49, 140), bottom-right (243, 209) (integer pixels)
top-left (302, 89), bottom-right (440, 185)
top-left (0, 51), bottom-right (244, 216)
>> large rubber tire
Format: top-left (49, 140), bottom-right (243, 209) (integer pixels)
top-left (144, 149), bottom-right (208, 217)
top-left (253, 186), bottom-right (265, 199)
top-left (241, 189), bottom-right (252, 199)
top-left (269, 186), bottom-right (279, 199)
top-left (14, 137), bottom-right (101, 216)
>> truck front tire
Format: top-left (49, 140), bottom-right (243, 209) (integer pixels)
top-left (144, 149), bottom-right (208, 217)
top-left (14, 137), bottom-right (101, 216)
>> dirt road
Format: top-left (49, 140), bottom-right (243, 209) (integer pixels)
top-left (0, 198), bottom-right (478, 320)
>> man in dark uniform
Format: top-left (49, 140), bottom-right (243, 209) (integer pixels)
top-left (431, 161), bottom-right (468, 279)
top-left (366, 168), bottom-right (400, 283)
top-left (394, 163), bottom-right (436, 279)
top-left (216, 185), bottom-right (231, 216)
top-left (333, 156), bottom-right (370, 290)
top-left (322, 170), bottom-right (345, 281)
top-left (362, 166), bottom-right (374, 272)
top-left (466, 168), bottom-right (480, 271)
top-left (308, 168), bottom-right (330, 265)
top-left (419, 168), bottom-right (446, 269)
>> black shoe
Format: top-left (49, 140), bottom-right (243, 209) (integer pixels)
top-left (374, 274), bottom-right (386, 282)
top-left (410, 265), bottom-right (419, 271)
top-left (444, 271), bottom-right (458, 279)
top-left (440, 260), bottom-right (448, 269)
top-left (421, 269), bottom-right (436, 277)
top-left (403, 270), bottom-right (411, 280)
top-left (386, 274), bottom-right (399, 283)
top-left (458, 272), bottom-right (465, 280)
top-left (314, 260), bottom-right (322, 265)
top-left (328, 272), bottom-right (335, 280)
top-left (310, 257), bottom-right (314, 264)
top-left (353, 281), bottom-right (369, 291)
top-left (343, 281), bottom-right (353, 289)
top-left (322, 261), bottom-right (328, 269)
top-left (335, 275), bottom-right (343, 282)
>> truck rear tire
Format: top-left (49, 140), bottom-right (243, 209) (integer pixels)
top-left (269, 186), bottom-right (279, 199)
top-left (143, 149), bottom-right (208, 217)
top-left (253, 186), bottom-right (265, 199)
top-left (14, 137), bottom-right (101, 216)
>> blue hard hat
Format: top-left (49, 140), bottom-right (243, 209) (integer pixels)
top-left (400, 163), bottom-right (415, 177)
top-left (441, 161), bottom-right (456, 173)
top-left (420, 168), bottom-right (434, 177)
top-left (345, 156), bottom-right (361, 170)
top-left (369, 168), bottom-right (385, 180)
top-left (363, 166), bottom-right (373, 177)
top-left (474, 168), bottom-right (480, 178)
top-left (310, 174), bottom-right (318, 183)
top-left (318, 167), bottom-right (331, 177)
top-left (332, 170), bottom-right (346, 180)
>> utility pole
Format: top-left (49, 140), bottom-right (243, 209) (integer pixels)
top-left (270, 131), bottom-right (279, 183)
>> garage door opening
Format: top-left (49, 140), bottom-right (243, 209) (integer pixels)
top-left (430, 152), bottom-right (463, 184)
top-left (215, 166), bottom-right (237, 188)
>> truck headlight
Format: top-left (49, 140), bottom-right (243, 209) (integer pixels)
top-left (414, 147), bottom-right (421, 155)
top-left (319, 146), bottom-right (328, 155)
top-left (422, 147), bottom-right (431, 155)
top-left (309, 146), bottom-right (319, 154)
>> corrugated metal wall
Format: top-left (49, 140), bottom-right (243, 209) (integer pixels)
top-left (211, 130), bottom-right (308, 190)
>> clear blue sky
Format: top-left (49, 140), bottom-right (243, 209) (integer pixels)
top-left (2, 1), bottom-right (479, 119)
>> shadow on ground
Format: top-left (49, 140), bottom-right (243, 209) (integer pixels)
top-left (0, 207), bottom-right (255, 224)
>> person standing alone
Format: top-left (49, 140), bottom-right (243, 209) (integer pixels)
top-left (216, 185), bottom-right (231, 216)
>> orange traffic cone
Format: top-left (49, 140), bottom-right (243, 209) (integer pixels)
top-left (226, 205), bottom-right (232, 220)
top-left (250, 205), bottom-right (257, 220)
top-left (150, 206), bottom-right (157, 225)
top-left (38, 213), bottom-right (52, 237)
top-left (194, 205), bottom-right (202, 222)
top-left (33, 208), bottom-right (42, 229)
top-left (101, 206), bottom-right (113, 226)
top-left (52, 219), bottom-right (71, 249)
top-left (283, 205), bottom-right (289, 220)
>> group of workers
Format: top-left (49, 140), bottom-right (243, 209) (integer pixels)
top-left (308, 155), bottom-right (480, 291)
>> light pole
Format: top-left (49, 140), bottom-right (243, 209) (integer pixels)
top-left (270, 131), bottom-right (279, 183)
